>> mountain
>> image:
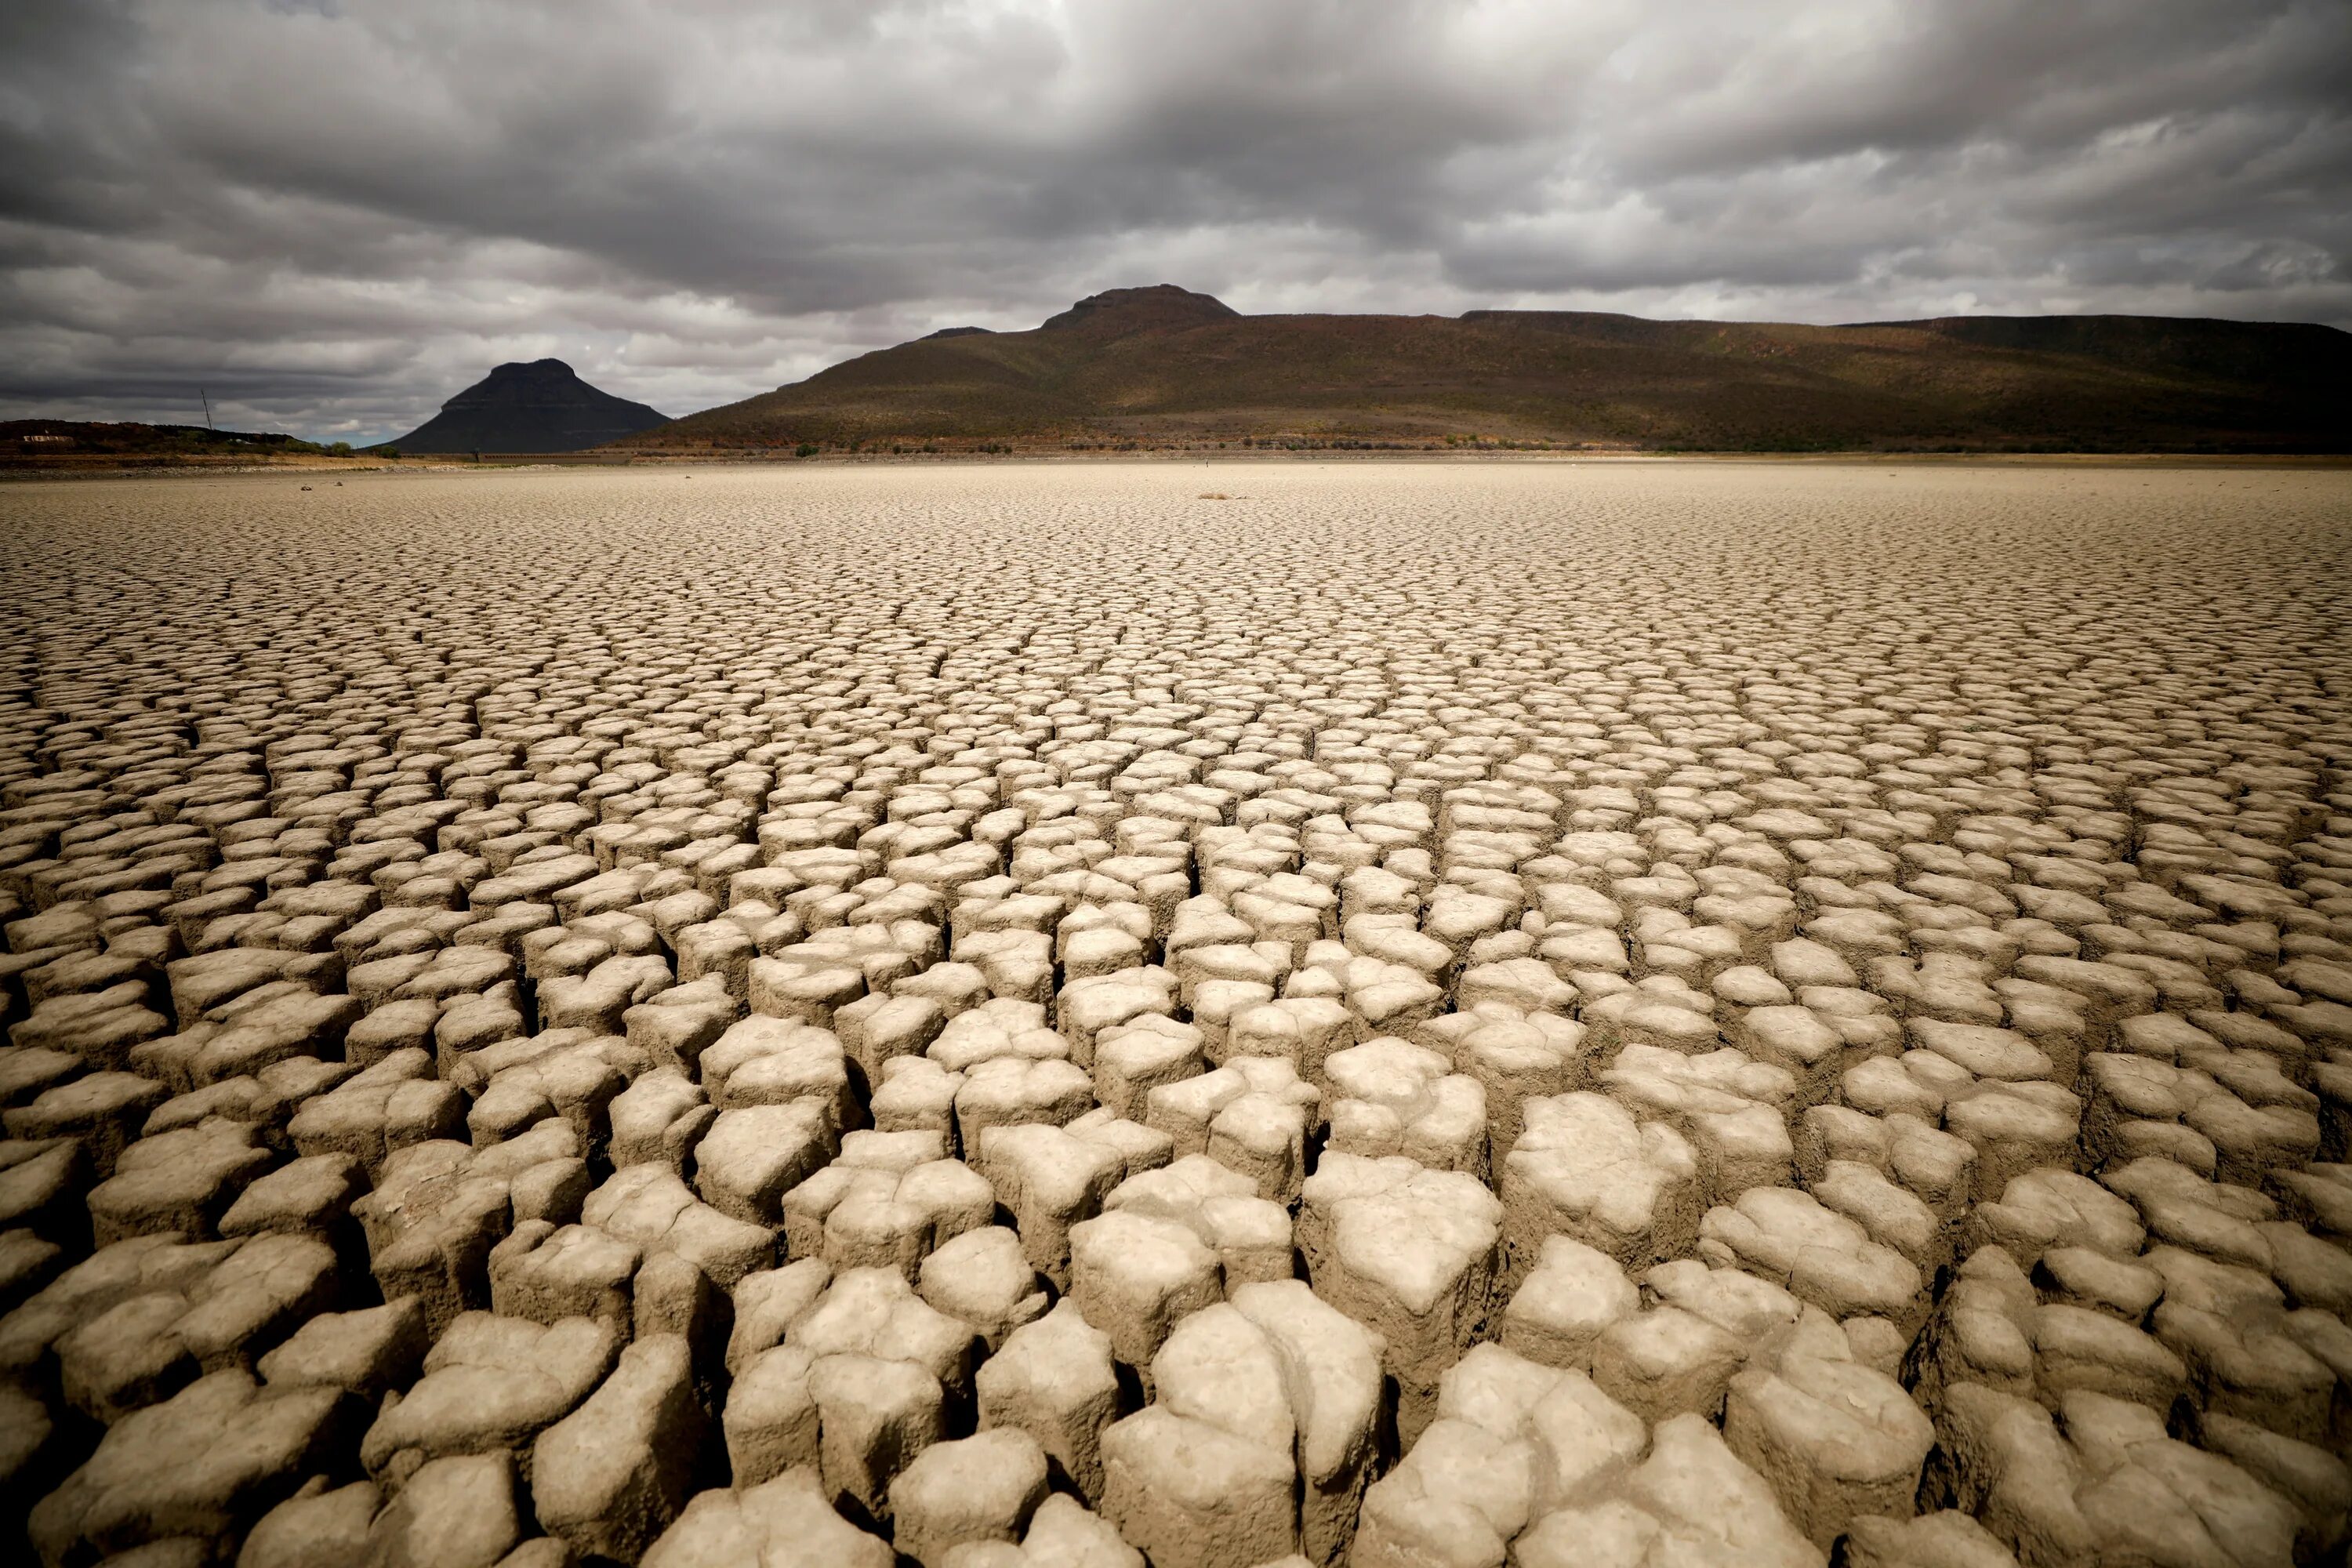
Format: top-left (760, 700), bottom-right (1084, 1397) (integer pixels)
top-left (620, 286), bottom-right (2350, 453)
top-left (385, 359), bottom-right (667, 453)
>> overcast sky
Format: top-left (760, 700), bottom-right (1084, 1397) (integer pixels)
top-left (3, 0), bottom-right (2345, 443)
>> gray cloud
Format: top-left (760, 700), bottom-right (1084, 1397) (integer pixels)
top-left (2, 0), bottom-right (2345, 442)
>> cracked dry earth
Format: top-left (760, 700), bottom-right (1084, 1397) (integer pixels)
top-left (0, 461), bottom-right (2349, 1568)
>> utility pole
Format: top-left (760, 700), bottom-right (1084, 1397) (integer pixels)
top-left (201, 389), bottom-right (214, 430)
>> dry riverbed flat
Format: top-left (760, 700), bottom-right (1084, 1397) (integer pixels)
top-left (2, 461), bottom-right (2350, 1567)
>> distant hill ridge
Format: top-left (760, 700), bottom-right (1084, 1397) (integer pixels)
top-left (2, 419), bottom-right (342, 468)
top-left (622, 286), bottom-right (2350, 452)
top-left (386, 358), bottom-right (666, 454)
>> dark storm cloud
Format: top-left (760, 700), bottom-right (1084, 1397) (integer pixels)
top-left (2, 0), bottom-right (2345, 441)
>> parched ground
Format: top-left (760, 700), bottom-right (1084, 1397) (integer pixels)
top-left (2, 461), bottom-right (2350, 1567)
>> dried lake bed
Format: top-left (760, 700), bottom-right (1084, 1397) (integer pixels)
top-left (2, 460), bottom-right (2351, 1566)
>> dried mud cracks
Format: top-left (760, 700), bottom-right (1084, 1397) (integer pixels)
top-left (2, 463), bottom-right (2350, 1568)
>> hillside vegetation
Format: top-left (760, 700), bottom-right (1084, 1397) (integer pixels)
top-left (624, 285), bottom-right (2350, 453)
top-left (1, 419), bottom-right (350, 469)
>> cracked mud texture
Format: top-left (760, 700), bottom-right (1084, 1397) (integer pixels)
top-left (1, 459), bottom-right (2349, 1567)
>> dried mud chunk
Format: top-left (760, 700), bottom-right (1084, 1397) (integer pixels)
top-left (2153, 1298), bottom-right (2335, 1445)
top-left (624, 978), bottom-right (738, 1074)
top-left (365, 1452), bottom-right (522, 1568)
top-left (1501, 1091), bottom-right (1700, 1275)
top-left (2261, 1218), bottom-right (2352, 1312)
top-left (0, 1046), bottom-right (85, 1112)
top-left (1444, 1007), bottom-right (1588, 1155)
top-left (1733, 1004), bottom-right (1846, 1097)
top-left (2102, 1156), bottom-right (2276, 1270)
top-left (1232, 1278), bottom-right (1386, 1565)
top-left (1500, 1235), bottom-right (1639, 1372)
top-left (1091, 1014), bottom-right (1204, 1121)
top-left (1697, 1186), bottom-right (1924, 1325)
top-left (771, 1265), bottom-right (985, 1512)
top-left (539, 952), bottom-right (672, 1033)
top-left (2033, 1301), bottom-right (2189, 1409)
top-left (641, 1469), bottom-right (894, 1568)
top-left (165, 1229), bottom-right (339, 1371)
top-left (1943, 1082), bottom-right (2084, 1201)
top-left (4, 1070), bottom-right (168, 1179)
top-left (488, 1220), bottom-right (641, 1327)
top-left (57, 1290), bottom-right (202, 1421)
top-left (1348, 1408), bottom-right (1535, 1568)
top-left (917, 1225), bottom-right (1049, 1349)
top-left (1226, 995), bottom-right (1357, 1083)
top-left (1323, 1035), bottom-right (1487, 1176)
top-left (1971, 1168), bottom-right (2145, 1269)
top-left (1599, 1043), bottom-right (1798, 1199)
top-left (694, 1102), bottom-right (836, 1225)
top-left (607, 1066), bottom-right (715, 1172)
top-left (1518, 1413), bottom-right (1821, 1568)
top-left (1067, 1209), bottom-right (1221, 1374)
top-left (87, 1121), bottom-right (275, 1244)
top-left (532, 1333), bottom-right (707, 1564)
top-left (1938, 1384), bottom-right (2299, 1568)
top-left (1837, 1511), bottom-right (2020, 1568)
top-left (782, 1148), bottom-right (993, 1277)
top-left (0, 1233), bottom-right (234, 1387)
top-left (808, 1352), bottom-right (952, 1523)
top-left (29, 1370), bottom-right (354, 1565)
top-left (1298, 1152), bottom-right (1500, 1442)
top-left (950, 1492), bottom-right (1142, 1566)
top-left (1589, 1301), bottom-right (1746, 1424)
top-left (165, 950), bottom-right (339, 1032)
top-left (358, 1311), bottom-right (620, 1480)
top-left (218, 1151), bottom-right (368, 1239)
top-left (929, 997), bottom-right (1069, 1072)
top-left (955, 1056), bottom-right (1094, 1147)
top-left (1058, 968), bottom-right (1176, 1067)
top-left (725, 1340), bottom-right (821, 1487)
top-left (699, 1014), bottom-right (854, 1123)
top-left (285, 1047), bottom-right (465, 1176)
top-left (1647, 1258), bottom-right (1809, 1348)
top-left (1352, 1344), bottom-right (1646, 1568)
top-left (1143, 1055), bottom-right (1319, 1171)
top-left (0, 1137), bottom-right (88, 1244)
top-left (184, 989), bottom-right (365, 1089)
top-left (238, 1478), bottom-right (381, 1568)
top-left (1810, 1158), bottom-right (1946, 1267)
top-left (874, 1054), bottom-right (963, 1144)
top-left (584, 1164), bottom-right (775, 1287)
top-left (2033, 1245), bottom-right (2164, 1319)
top-left (0, 1228), bottom-right (64, 1315)
top-left (976, 1298), bottom-right (1123, 1503)
top-left (672, 917), bottom-right (760, 1004)
top-left (2182, 1408), bottom-right (2351, 1562)
top-left (255, 1296), bottom-right (430, 1396)
top-left (58, 1231), bottom-right (339, 1421)
top-left (973, 1110), bottom-right (1171, 1286)
top-left (1111, 1304), bottom-right (1300, 1543)
top-left (356, 1128), bottom-right (572, 1330)
top-left (1098, 1405), bottom-right (1297, 1568)
top-left (465, 1034), bottom-right (630, 1149)
top-left (888, 1428), bottom-right (1051, 1568)
top-left (1723, 1346), bottom-right (1935, 1546)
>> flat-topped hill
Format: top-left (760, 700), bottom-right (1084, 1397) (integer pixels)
top-left (387, 359), bottom-right (668, 454)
